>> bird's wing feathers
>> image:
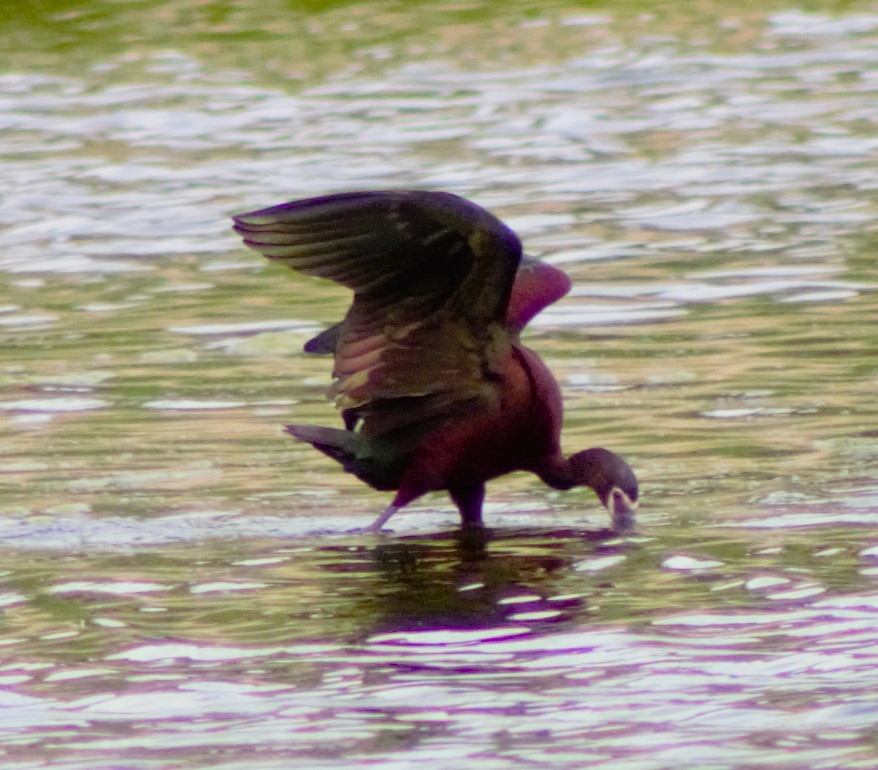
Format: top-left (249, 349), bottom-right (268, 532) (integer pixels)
top-left (233, 191), bottom-right (522, 429)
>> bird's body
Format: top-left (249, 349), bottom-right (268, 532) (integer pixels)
top-left (233, 190), bottom-right (638, 532)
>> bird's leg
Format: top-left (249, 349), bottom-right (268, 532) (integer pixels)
top-left (450, 484), bottom-right (486, 528)
top-left (361, 504), bottom-right (400, 533)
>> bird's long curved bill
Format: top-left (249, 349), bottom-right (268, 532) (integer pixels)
top-left (609, 488), bottom-right (637, 534)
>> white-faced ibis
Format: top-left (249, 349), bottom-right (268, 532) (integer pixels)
top-left (233, 191), bottom-right (638, 533)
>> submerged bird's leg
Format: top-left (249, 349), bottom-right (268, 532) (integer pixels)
top-left (450, 484), bottom-right (486, 528)
top-left (361, 504), bottom-right (400, 533)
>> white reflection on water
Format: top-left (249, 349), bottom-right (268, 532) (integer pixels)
top-left (143, 399), bottom-right (250, 410)
top-left (661, 554), bottom-right (725, 570)
top-left (48, 581), bottom-right (172, 595)
top-left (168, 320), bottom-right (316, 335)
top-left (0, 398), bottom-right (109, 412)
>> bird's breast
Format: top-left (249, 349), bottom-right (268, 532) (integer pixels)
top-left (414, 345), bottom-right (562, 489)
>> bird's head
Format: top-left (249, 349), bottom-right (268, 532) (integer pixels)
top-left (568, 448), bottom-right (639, 534)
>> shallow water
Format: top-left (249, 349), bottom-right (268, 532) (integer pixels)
top-left (2, 0), bottom-right (878, 767)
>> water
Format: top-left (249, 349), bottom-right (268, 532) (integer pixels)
top-left (2, 0), bottom-right (878, 767)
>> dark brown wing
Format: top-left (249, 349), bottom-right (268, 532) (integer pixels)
top-left (303, 257), bottom-right (571, 352)
top-left (233, 190), bottom-right (522, 431)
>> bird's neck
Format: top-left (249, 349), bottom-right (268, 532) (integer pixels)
top-left (536, 454), bottom-right (577, 491)
top-left (536, 452), bottom-right (613, 500)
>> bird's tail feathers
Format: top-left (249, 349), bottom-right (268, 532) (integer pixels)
top-left (285, 424), bottom-right (405, 491)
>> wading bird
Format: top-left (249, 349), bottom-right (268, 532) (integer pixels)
top-left (233, 190), bottom-right (638, 533)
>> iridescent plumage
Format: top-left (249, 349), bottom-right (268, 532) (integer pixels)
top-left (234, 190), bottom-right (638, 532)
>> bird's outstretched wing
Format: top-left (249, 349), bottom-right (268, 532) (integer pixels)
top-left (233, 190), bottom-right (522, 433)
top-left (299, 256), bottom-right (571, 354)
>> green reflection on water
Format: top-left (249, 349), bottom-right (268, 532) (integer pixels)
top-left (2, 0), bottom-right (876, 77)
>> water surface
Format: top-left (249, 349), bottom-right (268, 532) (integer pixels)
top-left (2, 1), bottom-right (878, 768)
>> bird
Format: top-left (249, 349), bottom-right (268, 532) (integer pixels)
top-left (232, 190), bottom-right (638, 533)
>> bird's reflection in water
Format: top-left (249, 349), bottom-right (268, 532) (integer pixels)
top-left (318, 526), bottom-right (631, 640)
